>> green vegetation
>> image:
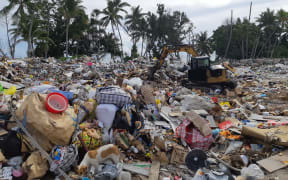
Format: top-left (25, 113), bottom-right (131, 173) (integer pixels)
top-left (1, 1), bottom-right (288, 59)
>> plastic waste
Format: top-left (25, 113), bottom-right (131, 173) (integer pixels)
top-left (12, 168), bottom-right (24, 177)
top-left (225, 141), bottom-right (243, 154)
top-left (192, 169), bottom-right (206, 180)
top-left (0, 83), bottom-right (3, 92)
top-left (7, 156), bottom-right (22, 168)
top-left (4, 86), bottom-right (16, 95)
top-left (46, 92), bottom-right (68, 113)
top-left (205, 171), bottom-right (229, 180)
top-left (25, 84), bottom-right (56, 94)
top-left (50, 90), bottom-right (74, 100)
top-left (212, 129), bottom-right (220, 136)
top-left (1, 167), bottom-right (13, 180)
top-left (241, 164), bottom-right (264, 179)
top-left (240, 155), bottom-right (249, 166)
top-left (215, 89), bottom-right (222, 95)
top-left (118, 171), bottom-right (131, 180)
top-left (94, 164), bottom-right (118, 180)
top-left (180, 95), bottom-right (215, 111)
top-left (96, 104), bottom-right (118, 129)
top-left (123, 77), bottom-right (143, 91)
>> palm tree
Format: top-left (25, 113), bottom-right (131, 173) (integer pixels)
top-left (139, 17), bottom-right (148, 56)
top-left (101, 0), bottom-right (130, 57)
top-left (59, 0), bottom-right (85, 57)
top-left (125, 6), bottom-right (144, 45)
top-left (0, 0), bottom-right (37, 57)
top-left (196, 31), bottom-right (212, 56)
top-left (256, 8), bottom-right (279, 57)
top-left (90, 9), bottom-right (106, 55)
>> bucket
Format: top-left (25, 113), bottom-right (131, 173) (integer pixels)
top-left (46, 92), bottom-right (68, 113)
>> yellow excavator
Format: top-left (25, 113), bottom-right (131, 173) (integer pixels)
top-left (148, 45), bottom-right (237, 90)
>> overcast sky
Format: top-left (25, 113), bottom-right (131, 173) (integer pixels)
top-left (1, 0), bottom-right (288, 58)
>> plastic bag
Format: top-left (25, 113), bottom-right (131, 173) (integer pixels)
top-left (241, 164), bottom-right (264, 179)
top-left (25, 85), bottom-right (56, 95)
top-left (225, 141), bottom-right (243, 154)
top-left (4, 86), bottom-right (16, 95)
top-left (123, 78), bottom-right (143, 91)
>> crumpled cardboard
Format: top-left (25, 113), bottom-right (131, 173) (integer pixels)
top-left (242, 126), bottom-right (288, 147)
top-left (22, 151), bottom-right (48, 180)
top-left (151, 151), bottom-right (169, 165)
top-left (170, 145), bottom-right (188, 165)
top-left (140, 85), bottom-right (155, 105)
top-left (185, 111), bottom-right (212, 136)
top-left (15, 93), bottom-right (76, 151)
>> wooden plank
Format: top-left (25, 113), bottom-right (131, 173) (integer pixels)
top-left (257, 150), bottom-right (288, 172)
top-left (123, 164), bottom-right (150, 176)
top-left (149, 161), bottom-right (160, 180)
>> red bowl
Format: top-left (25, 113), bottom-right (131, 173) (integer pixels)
top-left (46, 92), bottom-right (68, 113)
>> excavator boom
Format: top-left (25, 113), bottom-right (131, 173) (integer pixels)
top-left (149, 45), bottom-right (199, 79)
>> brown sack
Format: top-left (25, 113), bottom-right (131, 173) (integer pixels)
top-left (22, 151), bottom-right (48, 180)
top-left (242, 126), bottom-right (288, 147)
top-left (15, 93), bottom-right (76, 151)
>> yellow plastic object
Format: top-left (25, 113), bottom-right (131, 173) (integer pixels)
top-left (220, 101), bottom-right (231, 108)
top-left (155, 99), bottom-right (161, 105)
top-left (30, 75), bottom-right (33, 79)
top-left (4, 86), bottom-right (16, 95)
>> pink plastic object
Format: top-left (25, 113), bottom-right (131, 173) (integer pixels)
top-left (87, 62), bottom-right (93, 66)
top-left (13, 169), bottom-right (24, 177)
top-left (46, 92), bottom-right (68, 113)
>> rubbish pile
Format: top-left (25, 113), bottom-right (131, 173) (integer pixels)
top-left (0, 57), bottom-right (288, 180)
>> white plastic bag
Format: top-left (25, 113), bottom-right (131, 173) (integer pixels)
top-left (241, 164), bottom-right (264, 179)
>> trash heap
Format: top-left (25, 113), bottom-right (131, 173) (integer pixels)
top-left (0, 58), bottom-right (288, 180)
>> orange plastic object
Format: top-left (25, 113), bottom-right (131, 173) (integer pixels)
top-left (219, 130), bottom-right (241, 140)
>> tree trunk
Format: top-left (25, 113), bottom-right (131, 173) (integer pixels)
top-left (65, 21), bottom-right (70, 57)
top-left (31, 38), bottom-right (35, 57)
top-left (116, 24), bottom-right (123, 58)
top-left (224, 10), bottom-right (233, 59)
top-left (76, 41), bottom-right (79, 56)
top-left (270, 40), bottom-right (278, 58)
top-left (245, 2), bottom-right (252, 59)
top-left (45, 44), bottom-right (48, 59)
top-left (141, 35), bottom-right (144, 56)
top-left (241, 40), bottom-right (245, 59)
top-left (256, 31), bottom-right (275, 58)
top-left (111, 24), bottom-right (116, 56)
top-left (4, 15), bottom-right (13, 58)
top-left (11, 26), bottom-right (19, 59)
top-left (28, 19), bottom-right (34, 58)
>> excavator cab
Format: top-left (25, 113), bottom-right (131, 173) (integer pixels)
top-left (188, 56), bottom-right (236, 89)
top-left (189, 56), bottom-right (210, 81)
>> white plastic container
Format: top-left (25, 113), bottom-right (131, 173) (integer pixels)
top-left (96, 104), bottom-right (118, 129)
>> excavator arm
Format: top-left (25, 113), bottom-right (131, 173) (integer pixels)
top-left (223, 62), bottom-right (236, 73)
top-left (148, 45), bottom-right (199, 80)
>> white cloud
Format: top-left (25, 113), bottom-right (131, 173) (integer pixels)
top-left (157, 0), bottom-right (232, 8)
